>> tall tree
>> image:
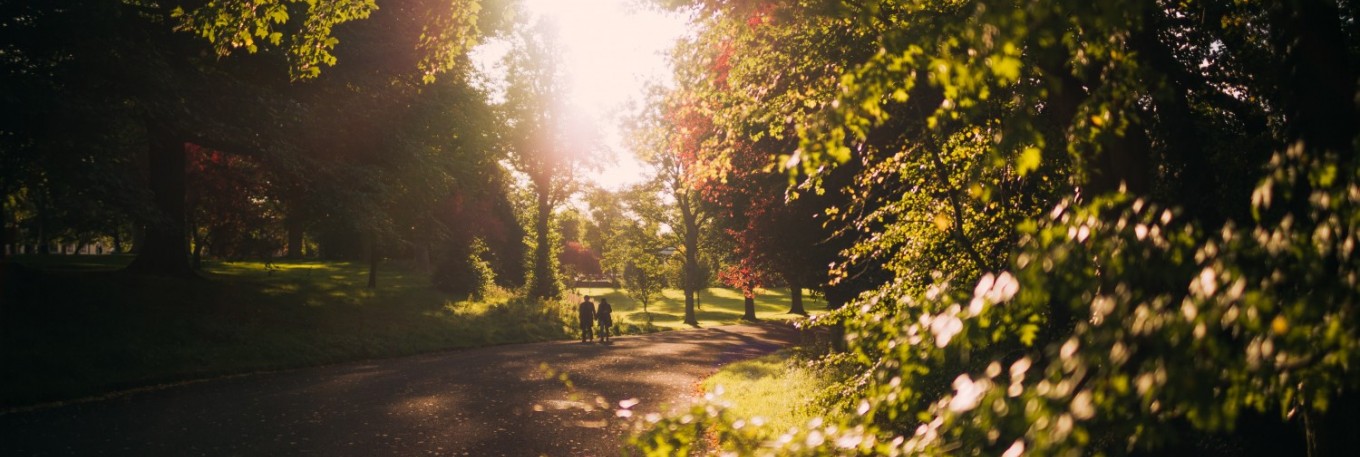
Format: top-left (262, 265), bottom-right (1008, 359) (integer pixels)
top-left (501, 19), bottom-right (600, 299)
top-left (604, 187), bottom-right (670, 317)
top-left (660, 4), bottom-right (877, 318)
top-left (627, 88), bottom-right (717, 325)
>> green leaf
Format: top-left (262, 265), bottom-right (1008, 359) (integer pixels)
top-left (1019, 323), bottom-right (1039, 346)
top-left (989, 55), bottom-right (1021, 83)
top-left (1017, 146), bottom-right (1041, 176)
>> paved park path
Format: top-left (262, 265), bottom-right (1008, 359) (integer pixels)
top-left (1, 322), bottom-right (805, 456)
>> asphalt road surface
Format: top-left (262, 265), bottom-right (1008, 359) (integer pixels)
top-left (1, 322), bottom-right (804, 456)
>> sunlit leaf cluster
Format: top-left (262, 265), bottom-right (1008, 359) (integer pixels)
top-left (170, 0), bottom-right (377, 79)
top-left (169, 0), bottom-right (485, 81)
top-left (636, 0), bottom-right (1359, 454)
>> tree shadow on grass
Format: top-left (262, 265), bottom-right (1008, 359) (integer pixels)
top-left (633, 312), bottom-right (682, 323)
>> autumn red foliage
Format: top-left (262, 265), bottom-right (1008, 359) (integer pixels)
top-left (559, 240), bottom-right (603, 276)
top-left (186, 145), bottom-right (284, 260)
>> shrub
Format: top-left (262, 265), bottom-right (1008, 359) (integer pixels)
top-left (432, 238), bottom-right (496, 300)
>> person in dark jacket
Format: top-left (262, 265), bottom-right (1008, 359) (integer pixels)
top-left (596, 298), bottom-right (614, 342)
top-left (578, 296), bottom-right (596, 342)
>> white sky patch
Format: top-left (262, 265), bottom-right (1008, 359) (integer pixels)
top-left (472, 0), bottom-right (691, 190)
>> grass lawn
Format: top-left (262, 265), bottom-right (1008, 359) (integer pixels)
top-left (1, 255), bottom-right (822, 408)
top-left (571, 286), bottom-right (823, 331)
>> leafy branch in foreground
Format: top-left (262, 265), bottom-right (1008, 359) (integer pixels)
top-left (634, 149), bottom-right (1360, 455)
top-left (635, 0), bottom-right (1358, 453)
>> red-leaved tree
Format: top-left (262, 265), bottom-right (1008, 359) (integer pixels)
top-left (186, 145), bottom-right (284, 266)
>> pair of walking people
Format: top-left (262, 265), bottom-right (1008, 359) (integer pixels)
top-left (577, 296), bottom-right (613, 343)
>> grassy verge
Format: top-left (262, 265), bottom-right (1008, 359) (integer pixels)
top-left (700, 350), bottom-right (838, 436)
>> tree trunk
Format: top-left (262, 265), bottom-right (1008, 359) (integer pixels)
top-left (112, 226), bottom-right (122, 254)
top-left (286, 212), bottom-right (304, 259)
top-left (190, 217), bottom-right (205, 270)
top-left (130, 224), bottom-right (145, 254)
top-left (126, 123), bottom-right (196, 277)
top-left (0, 190), bottom-right (9, 261)
top-left (1272, 0), bottom-right (1358, 167)
top-left (681, 202), bottom-right (701, 325)
top-left (1038, 54), bottom-right (1152, 198)
top-left (36, 191), bottom-right (49, 254)
top-left (1308, 390), bottom-right (1360, 457)
top-left (191, 233), bottom-right (204, 270)
top-left (528, 188), bottom-right (557, 299)
top-left (788, 285), bottom-right (807, 315)
top-left (412, 243), bottom-right (430, 273)
top-left (1129, 13), bottom-right (1223, 225)
top-left (826, 286), bottom-right (851, 352)
top-left (742, 294), bottom-right (758, 321)
top-left (367, 229), bottom-right (378, 289)
top-left (829, 320), bottom-right (847, 352)
top-left (683, 289), bottom-right (698, 326)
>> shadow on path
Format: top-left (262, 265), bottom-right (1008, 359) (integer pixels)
top-left (0, 322), bottom-right (804, 456)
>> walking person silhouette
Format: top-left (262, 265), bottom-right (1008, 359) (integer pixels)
top-left (596, 298), bottom-right (613, 343)
top-left (577, 295), bottom-right (596, 343)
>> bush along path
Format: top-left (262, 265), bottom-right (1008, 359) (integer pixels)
top-left (0, 322), bottom-right (805, 456)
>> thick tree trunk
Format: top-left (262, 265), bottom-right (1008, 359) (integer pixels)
top-left (126, 124), bottom-right (196, 277)
top-left (412, 244), bottom-right (430, 273)
top-left (1130, 13), bottom-right (1224, 225)
top-left (111, 226), bottom-right (122, 254)
top-left (0, 190), bottom-right (8, 261)
top-left (1039, 53), bottom-right (1152, 198)
top-left (367, 229), bottom-right (378, 289)
top-left (680, 200), bottom-right (703, 325)
top-left (36, 191), bottom-right (49, 254)
top-left (682, 240), bottom-right (700, 326)
top-left (1272, 0), bottom-right (1358, 166)
top-left (286, 212), bottom-right (304, 260)
top-left (1307, 390), bottom-right (1360, 457)
top-left (829, 321), bottom-right (846, 352)
top-left (788, 285), bottom-right (807, 316)
top-left (683, 289), bottom-right (697, 326)
top-left (130, 224), bottom-right (145, 254)
top-left (825, 286), bottom-right (851, 352)
top-left (1278, 4), bottom-right (1360, 457)
top-left (742, 294), bottom-right (758, 321)
top-left (191, 233), bottom-right (204, 270)
top-left (528, 188), bottom-right (557, 299)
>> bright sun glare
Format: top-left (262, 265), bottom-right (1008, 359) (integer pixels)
top-left (472, 0), bottom-right (690, 190)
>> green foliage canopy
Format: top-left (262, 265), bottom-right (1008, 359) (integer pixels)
top-left (635, 0), bottom-right (1360, 455)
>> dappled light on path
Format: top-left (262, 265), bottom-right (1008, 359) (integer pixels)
top-left (0, 323), bottom-right (803, 455)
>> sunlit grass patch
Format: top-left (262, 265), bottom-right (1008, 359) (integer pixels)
top-left (574, 286), bottom-right (822, 330)
top-left (701, 351), bottom-right (834, 436)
